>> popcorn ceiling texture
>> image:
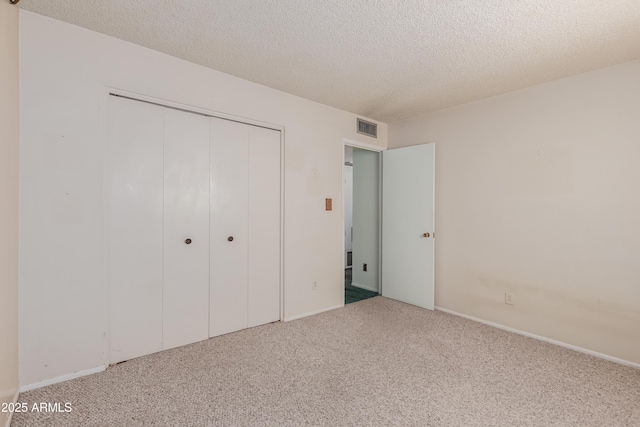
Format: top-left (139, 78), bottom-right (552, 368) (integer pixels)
top-left (11, 297), bottom-right (640, 426)
top-left (19, 1), bottom-right (640, 122)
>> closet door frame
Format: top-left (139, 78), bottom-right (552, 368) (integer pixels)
top-left (101, 87), bottom-right (285, 367)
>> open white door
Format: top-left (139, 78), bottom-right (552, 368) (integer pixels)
top-left (382, 143), bottom-right (435, 309)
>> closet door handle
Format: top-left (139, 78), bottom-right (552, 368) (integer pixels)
top-left (185, 238), bottom-right (192, 245)
top-left (227, 236), bottom-right (234, 242)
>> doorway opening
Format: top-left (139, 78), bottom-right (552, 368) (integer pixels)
top-left (343, 144), bottom-right (381, 304)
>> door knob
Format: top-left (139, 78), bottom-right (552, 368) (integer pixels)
top-left (423, 233), bottom-right (430, 238)
top-left (227, 236), bottom-right (234, 242)
top-left (185, 238), bottom-right (192, 245)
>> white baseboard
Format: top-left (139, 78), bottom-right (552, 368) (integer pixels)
top-left (284, 304), bottom-right (344, 322)
top-left (4, 389), bottom-right (19, 427)
top-left (435, 306), bottom-right (640, 370)
top-left (20, 366), bottom-right (106, 393)
top-left (351, 282), bottom-right (379, 293)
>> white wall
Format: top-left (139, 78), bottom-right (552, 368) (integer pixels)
top-left (0, 2), bottom-right (20, 425)
top-left (389, 59), bottom-right (640, 365)
top-left (352, 149), bottom-right (380, 292)
top-left (19, 11), bottom-right (387, 388)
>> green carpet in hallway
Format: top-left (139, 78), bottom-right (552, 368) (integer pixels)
top-left (345, 268), bottom-right (378, 304)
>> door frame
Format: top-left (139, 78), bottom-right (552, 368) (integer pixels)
top-left (101, 87), bottom-right (286, 366)
top-left (343, 164), bottom-right (353, 267)
top-left (341, 138), bottom-right (384, 304)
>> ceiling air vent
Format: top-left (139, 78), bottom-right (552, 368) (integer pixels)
top-left (357, 118), bottom-right (377, 138)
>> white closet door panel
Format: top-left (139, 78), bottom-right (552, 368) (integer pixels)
top-left (210, 118), bottom-right (249, 337)
top-left (107, 96), bottom-right (163, 363)
top-left (247, 126), bottom-right (281, 327)
top-left (163, 109), bottom-right (211, 350)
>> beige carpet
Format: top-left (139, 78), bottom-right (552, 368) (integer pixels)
top-left (12, 297), bottom-right (640, 426)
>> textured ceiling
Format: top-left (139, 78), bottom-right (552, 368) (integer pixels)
top-left (19, 0), bottom-right (640, 123)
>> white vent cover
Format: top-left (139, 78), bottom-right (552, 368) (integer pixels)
top-left (357, 118), bottom-right (377, 138)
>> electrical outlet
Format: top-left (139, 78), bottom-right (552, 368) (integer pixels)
top-left (363, 263), bottom-right (367, 272)
top-left (312, 281), bottom-right (318, 291)
top-left (505, 292), bottom-right (514, 305)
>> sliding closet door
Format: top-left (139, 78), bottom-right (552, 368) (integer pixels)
top-left (162, 109), bottom-right (210, 350)
top-left (209, 119), bottom-right (281, 336)
top-left (109, 96), bottom-right (281, 352)
top-left (108, 96), bottom-right (164, 364)
top-left (109, 97), bottom-right (211, 362)
top-left (209, 118), bottom-right (249, 337)
top-left (247, 126), bottom-right (281, 327)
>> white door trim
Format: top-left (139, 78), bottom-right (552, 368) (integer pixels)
top-left (343, 137), bottom-right (384, 153)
